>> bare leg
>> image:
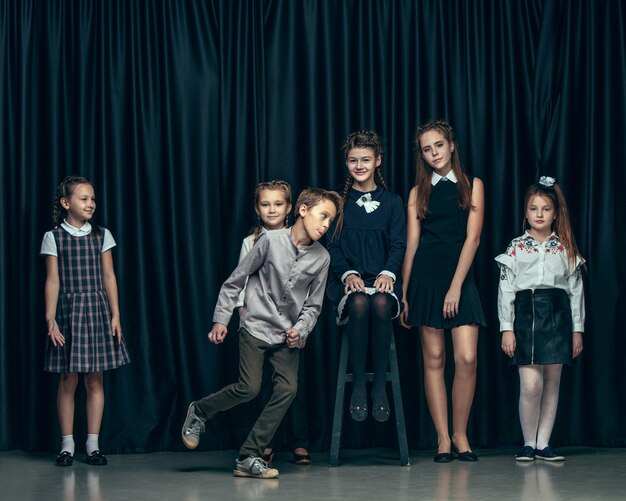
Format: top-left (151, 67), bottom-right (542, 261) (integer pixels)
top-left (420, 326), bottom-right (450, 453)
top-left (84, 372), bottom-right (104, 435)
top-left (58, 373), bottom-right (79, 436)
top-left (450, 325), bottom-right (479, 452)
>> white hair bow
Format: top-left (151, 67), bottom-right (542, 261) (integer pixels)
top-left (538, 176), bottom-right (556, 187)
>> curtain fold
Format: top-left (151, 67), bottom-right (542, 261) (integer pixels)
top-left (1, 0), bottom-right (624, 453)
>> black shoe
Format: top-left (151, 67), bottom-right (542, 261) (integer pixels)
top-left (86, 450), bottom-right (108, 466)
top-left (371, 404), bottom-right (390, 422)
top-left (55, 451), bottom-right (73, 466)
top-left (535, 446), bottom-right (564, 462)
top-left (434, 451), bottom-right (454, 463)
top-left (515, 445), bottom-right (536, 461)
top-left (349, 404), bottom-right (368, 422)
top-left (451, 442), bottom-right (478, 462)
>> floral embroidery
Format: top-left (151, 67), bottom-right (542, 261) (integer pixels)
top-left (544, 235), bottom-right (565, 255)
top-left (515, 237), bottom-right (539, 254)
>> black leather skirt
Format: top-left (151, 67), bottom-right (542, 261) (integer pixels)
top-left (512, 288), bottom-right (573, 365)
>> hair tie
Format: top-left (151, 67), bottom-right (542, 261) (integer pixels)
top-left (538, 176), bottom-right (556, 187)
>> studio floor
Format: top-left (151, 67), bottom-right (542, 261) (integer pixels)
top-left (1, 447), bottom-right (625, 501)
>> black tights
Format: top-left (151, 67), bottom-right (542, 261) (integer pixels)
top-left (345, 292), bottom-right (394, 405)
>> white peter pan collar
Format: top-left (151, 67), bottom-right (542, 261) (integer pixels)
top-left (431, 170), bottom-right (458, 186)
top-left (61, 219), bottom-right (92, 236)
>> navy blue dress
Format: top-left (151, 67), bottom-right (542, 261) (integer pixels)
top-left (405, 177), bottom-right (485, 329)
top-left (326, 185), bottom-right (406, 325)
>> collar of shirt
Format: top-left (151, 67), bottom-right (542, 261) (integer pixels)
top-left (431, 170), bottom-right (458, 185)
top-left (522, 231), bottom-right (557, 245)
top-left (61, 219), bottom-right (92, 236)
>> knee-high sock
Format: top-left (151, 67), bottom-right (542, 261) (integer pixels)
top-left (518, 366), bottom-right (543, 448)
top-left (346, 293), bottom-right (369, 403)
top-left (536, 364), bottom-right (563, 450)
top-left (370, 293), bottom-right (393, 404)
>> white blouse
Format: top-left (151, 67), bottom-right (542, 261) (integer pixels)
top-left (495, 232), bottom-right (585, 332)
top-left (235, 228), bottom-right (266, 308)
top-left (40, 221), bottom-right (116, 256)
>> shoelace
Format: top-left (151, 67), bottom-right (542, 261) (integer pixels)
top-left (186, 415), bottom-right (205, 435)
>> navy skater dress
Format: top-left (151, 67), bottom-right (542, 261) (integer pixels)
top-left (406, 177), bottom-right (486, 329)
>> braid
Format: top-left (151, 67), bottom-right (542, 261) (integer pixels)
top-left (332, 176), bottom-right (354, 238)
top-left (375, 168), bottom-right (388, 190)
top-left (341, 175), bottom-right (354, 208)
top-left (51, 176), bottom-right (99, 234)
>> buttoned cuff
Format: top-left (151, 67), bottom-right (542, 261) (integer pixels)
top-left (500, 322), bottom-right (514, 332)
top-left (573, 324), bottom-right (585, 333)
top-left (377, 270), bottom-right (396, 283)
top-left (341, 270), bottom-right (360, 283)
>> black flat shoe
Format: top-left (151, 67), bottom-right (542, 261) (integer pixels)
top-left (451, 442), bottom-right (478, 462)
top-left (349, 404), bottom-right (368, 422)
top-left (371, 404), bottom-right (390, 422)
top-left (433, 451), bottom-right (453, 463)
top-left (293, 453), bottom-right (312, 465)
top-left (86, 450), bottom-right (108, 466)
top-left (55, 451), bottom-right (73, 466)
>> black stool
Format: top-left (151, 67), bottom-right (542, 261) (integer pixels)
top-left (329, 333), bottom-right (410, 466)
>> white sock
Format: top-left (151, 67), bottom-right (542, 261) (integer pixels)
top-left (61, 434), bottom-right (75, 456)
top-left (86, 434), bottom-right (99, 456)
top-left (536, 364), bottom-right (563, 450)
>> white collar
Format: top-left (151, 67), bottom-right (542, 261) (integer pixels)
top-left (431, 170), bottom-right (458, 186)
top-left (61, 219), bottom-right (92, 236)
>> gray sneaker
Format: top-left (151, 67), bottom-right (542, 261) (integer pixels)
top-left (233, 456), bottom-right (279, 479)
top-left (181, 402), bottom-right (205, 449)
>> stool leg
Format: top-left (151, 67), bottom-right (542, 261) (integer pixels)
top-left (389, 337), bottom-right (410, 466)
top-left (329, 334), bottom-right (350, 466)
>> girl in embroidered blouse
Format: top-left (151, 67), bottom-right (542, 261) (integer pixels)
top-left (327, 130), bottom-right (406, 423)
top-left (41, 176), bottom-right (130, 467)
top-left (496, 176), bottom-right (585, 462)
top-left (235, 181), bottom-right (313, 465)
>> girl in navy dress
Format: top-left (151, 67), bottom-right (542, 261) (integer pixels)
top-left (496, 177), bottom-right (585, 462)
top-left (41, 176), bottom-right (130, 466)
top-left (400, 120), bottom-right (485, 462)
top-left (327, 130), bottom-right (406, 422)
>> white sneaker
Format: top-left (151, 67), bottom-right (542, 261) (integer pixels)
top-left (233, 456), bottom-right (279, 479)
top-left (181, 402), bottom-right (205, 449)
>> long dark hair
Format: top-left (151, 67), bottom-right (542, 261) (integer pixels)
top-left (52, 176), bottom-right (101, 235)
top-left (413, 120), bottom-right (473, 219)
top-left (336, 130), bottom-right (389, 236)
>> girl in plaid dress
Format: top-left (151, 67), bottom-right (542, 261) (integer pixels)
top-left (41, 176), bottom-right (130, 466)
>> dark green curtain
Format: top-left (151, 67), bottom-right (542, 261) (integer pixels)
top-left (1, 0), bottom-right (624, 453)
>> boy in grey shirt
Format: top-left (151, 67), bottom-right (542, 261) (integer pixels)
top-left (182, 188), bottom-right (342, 479)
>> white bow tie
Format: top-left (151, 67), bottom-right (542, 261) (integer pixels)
top-left (356, 193), bottom-right (380, 213)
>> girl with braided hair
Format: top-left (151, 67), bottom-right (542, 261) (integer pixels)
top-left (326, 130), bottom-right (406, 423)
top-left (41, 176), bottom-right (130, 467)
top-left (400, 120), bottom-right (485, 463)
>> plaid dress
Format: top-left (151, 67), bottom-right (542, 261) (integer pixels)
top-left (44, 227), bottom-right (130, 373)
